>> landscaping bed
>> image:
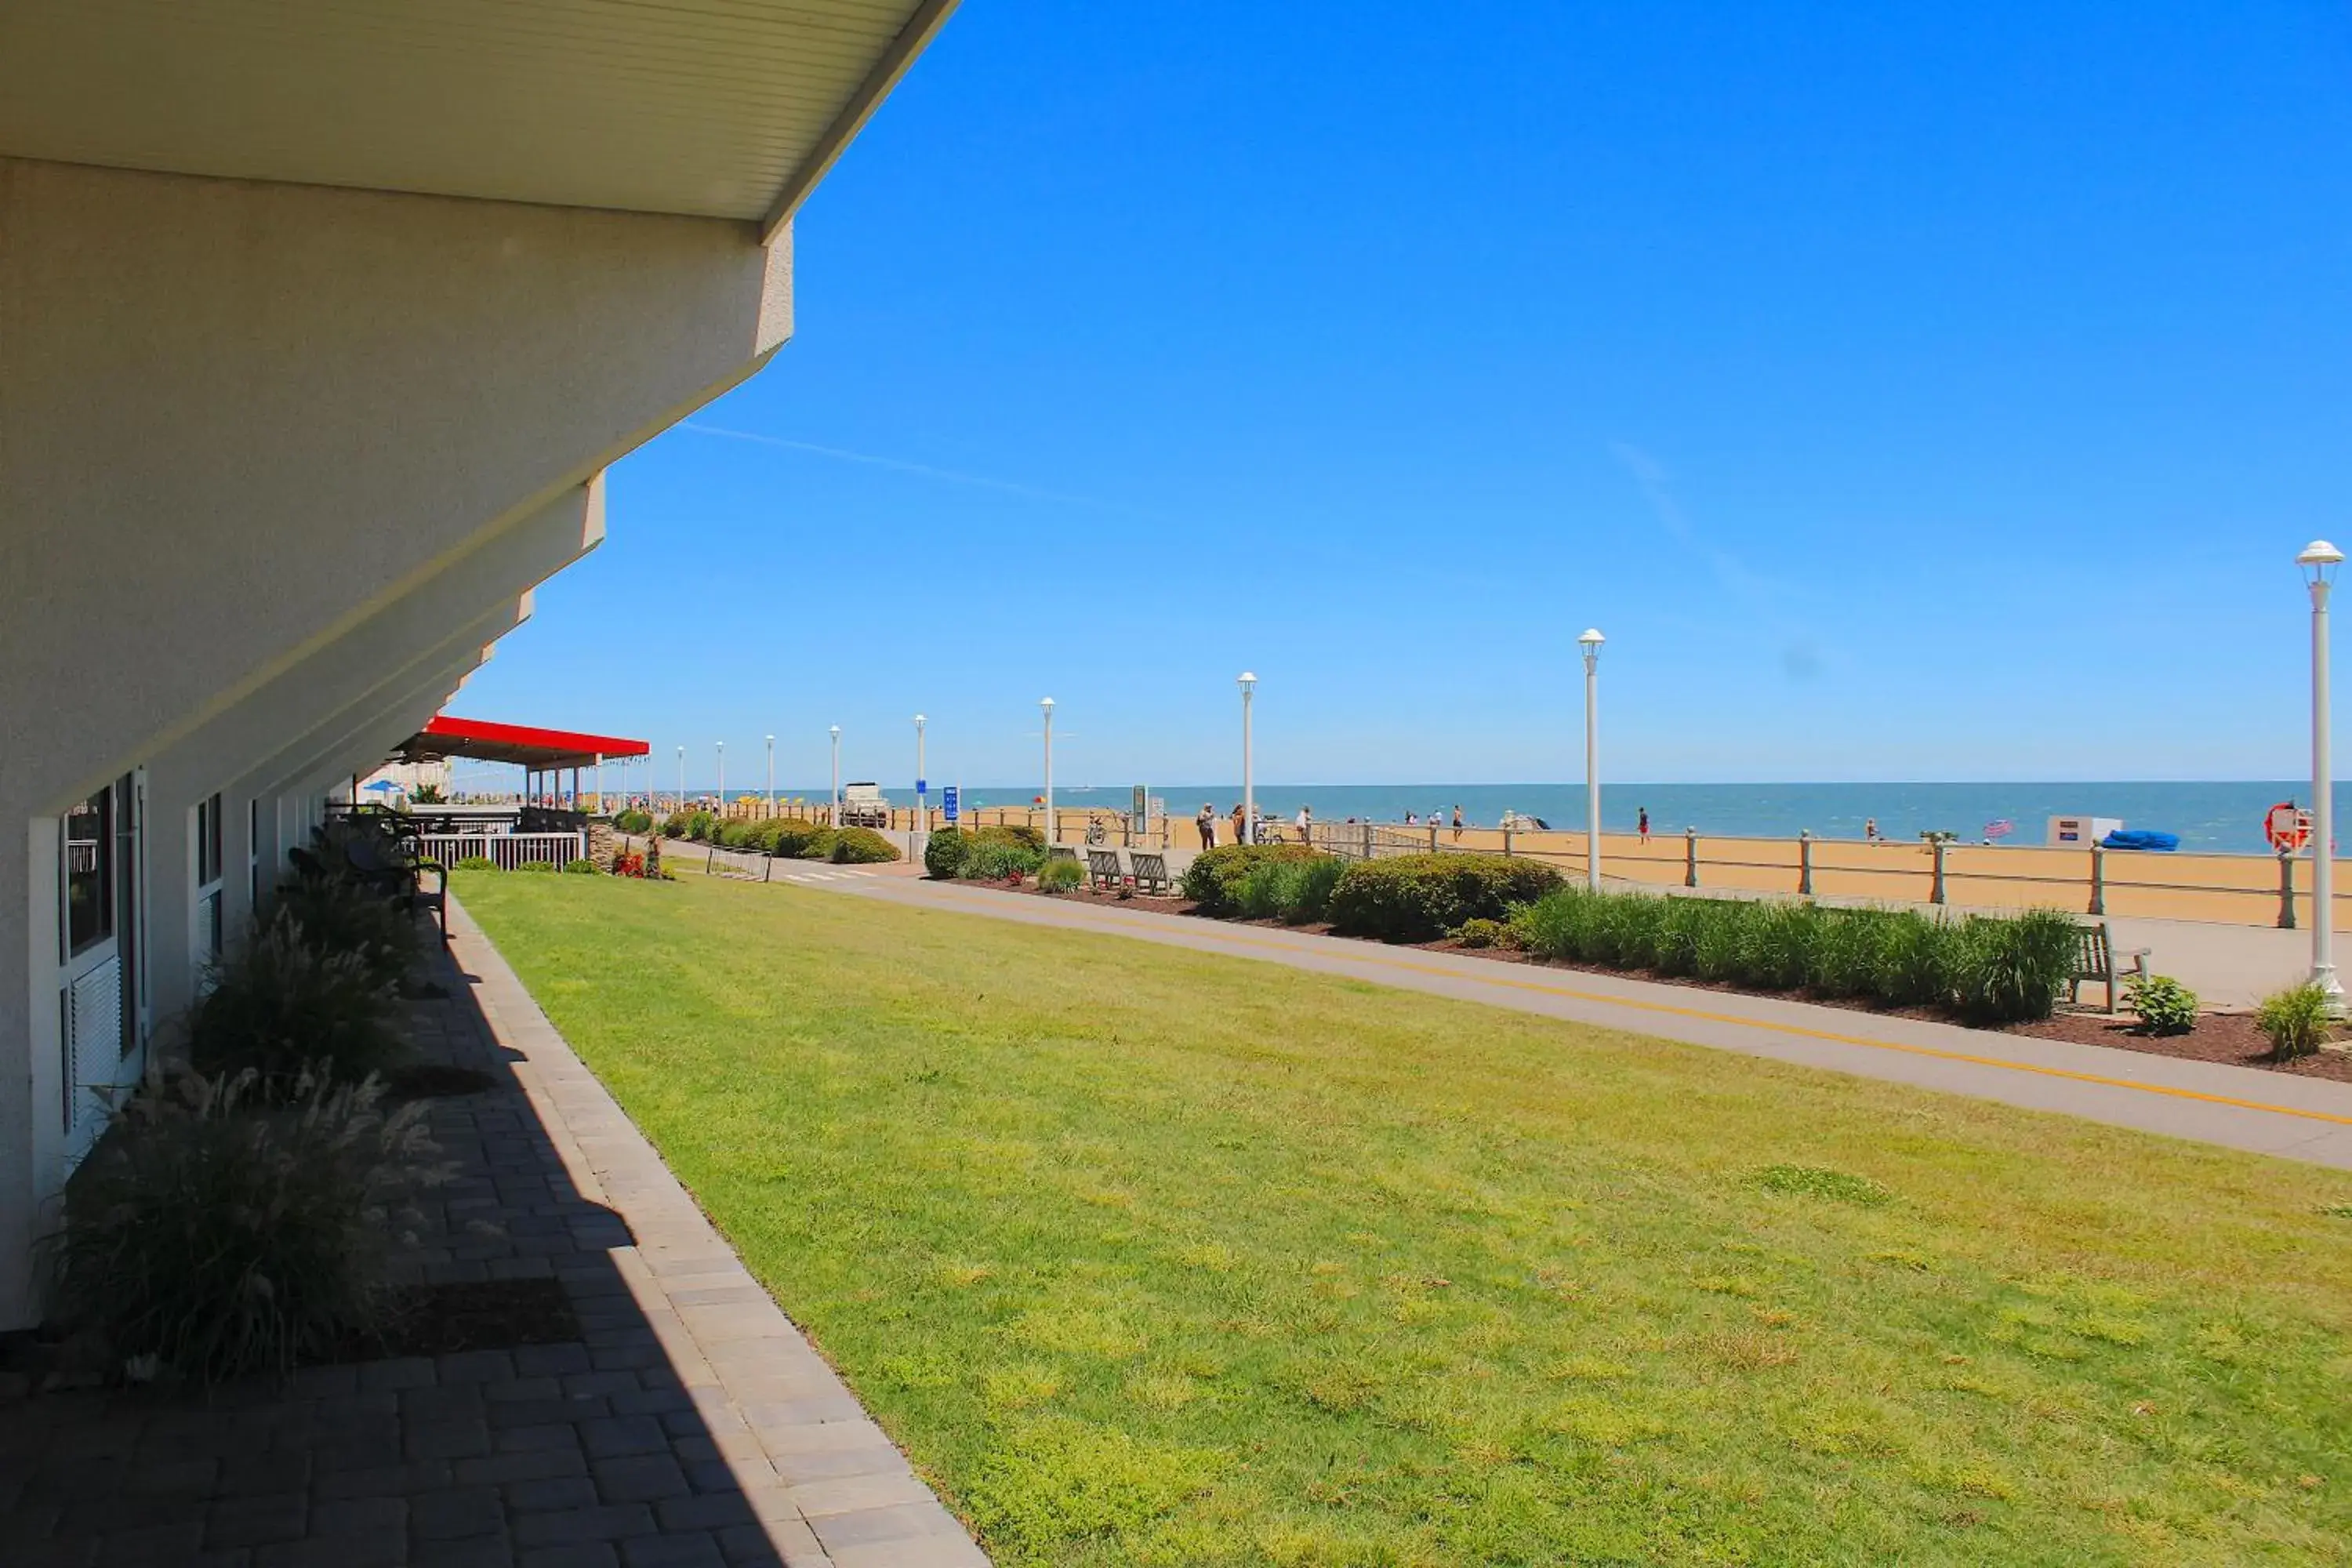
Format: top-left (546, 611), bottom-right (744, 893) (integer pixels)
top-left (2016, 1009), bottom-right (2352, 1082)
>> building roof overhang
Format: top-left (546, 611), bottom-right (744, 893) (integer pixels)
top-left (0, 0), bottom-right (956, 240)
top-left (395, 715), bottom-right (651, 771)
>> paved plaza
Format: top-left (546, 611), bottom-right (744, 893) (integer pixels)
top-left (0, 909), bottom-right (986, 1568)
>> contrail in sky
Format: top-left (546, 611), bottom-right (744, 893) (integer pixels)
top-left (679, 421), bottom-right (1104, 507)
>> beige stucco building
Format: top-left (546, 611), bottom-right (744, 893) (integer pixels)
top-left (0, 0), bottom-right (956, 1329)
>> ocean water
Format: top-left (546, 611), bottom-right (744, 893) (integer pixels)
top-left (898, 782), bottom-right (2345, 857)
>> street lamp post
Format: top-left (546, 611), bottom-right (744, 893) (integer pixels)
top-left (1237, 672), bottom-right (1256, 844)
top-left (1040, 698), bottom-right (1056, 844)
top-left (2301, 542), bottom-right (2345, 1011)
top-left (765, 735), bottom-right (775, 816)
top-left (829, 726), bottom-right (841, 827)
top-left (1578, 629), bottom-right (1605, 891)
top-left (913, 714), bottom-right (927, 836)
top-left (676, 745), bottom-right (685, 811)
top-left (716, 742), bottom-right (725, 819)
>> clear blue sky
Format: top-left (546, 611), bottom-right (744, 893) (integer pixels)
top-left (456, 2), bottom-right (2352, 793)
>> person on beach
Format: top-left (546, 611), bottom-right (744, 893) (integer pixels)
top-left (1451, 805), bottom-right (1465, 841)
top-left (1404, 811), bottom-right (1417, 826)
top-left (1197, 803), bottom-right (1216, 849)
top-left (1638, 807), bottom-right (1650, 842)
top-left (1864, 817), bottom-right (1881, 844)
top-left (1232, 802), bottom-right (1249, 846)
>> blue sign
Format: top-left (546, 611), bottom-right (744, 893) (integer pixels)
top-left (916, 779), bottom-right (927, 795)
top-left (942, 786), bottom-right (959, 823)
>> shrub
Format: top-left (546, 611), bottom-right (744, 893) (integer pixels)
top-left (452, 855), bottom-right (495, 871)
top-left (828, 827), bottom-right (899, 864)
top-left (772, 820), bottom-right (834, 858)
top-left (659, 815), bottom-right (688, 839)
top-left (1283, 856), bottom-right (1347, 925)
top-left (1327, 855), bottom-right (1564, 944)
top-left (614, 808), bottom-right (652, 834)
top-left (517, 859), bottom-right (556, 873)
top-left (2127, 974), bottom-right (2200, 1036)
top-left (185, 918), bottom-right (404, 1087)
top-left (1181, 844), bottom-right (1323, 916)
top-left (2255, 983), bottom-right (2334, 1060)
top-left (925, 829), bottom-right (971, 879)
top-left (1454, 917), bottom-right (1518, 949)
top-left (1236, 860), bottom-right (1290, 920)
top-left (273, 873), bottom-right (419, 990)
top-left (49, 1065), bottom-right (439, 1387)
top-left (1739, 902), bottom-right (1822, 992)
top-left (562, 858), bottom-right (601, 875)
top-left (976, 824), bottom-right (1047, 854)
top-left (964, 839), bottom-right (1044, 881)
top-left (1601, 895), bottom-right (1667, 968)
top-left (1037, 858), bottom-right (1085, 893)
top-left (1949, 909), bottom-right (2077, 1023)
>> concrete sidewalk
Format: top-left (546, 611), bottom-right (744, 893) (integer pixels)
top-left (717, 865), bottom-right (2352, 1172)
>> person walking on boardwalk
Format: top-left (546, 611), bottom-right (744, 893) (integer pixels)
top-left (1232, 801), bottom-right (1249, 846)
top-left (1451, 804), bottom-right (1465, 842)
top-left (1197, 802), bottom-right (1216, 849)
top-left (1638, 807), bottom-right (1650, 842)
top-left (1296, 803), bottom-right (1312, 846)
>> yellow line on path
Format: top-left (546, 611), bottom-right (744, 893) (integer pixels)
top-left (909, 883), bottom-right (2352, 1131)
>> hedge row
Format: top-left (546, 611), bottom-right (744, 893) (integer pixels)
top-left (661, 813), bottom-right (898, 864)
top-left (1178, 843), bottom-right (1325, 914)
top-left (1510, 886), bottom-right (2081, 1023)
top-left (1326, 854), bottom-right (1566, 942)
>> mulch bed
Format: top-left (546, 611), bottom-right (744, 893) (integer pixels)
top-left (2013, 1010), bottom-right (2352, 1083)
top-left (955, 876), bottom-right (2352, 1083)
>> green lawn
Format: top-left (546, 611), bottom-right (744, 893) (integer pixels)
top-left (457, 871), bottom-right (2352, 1566)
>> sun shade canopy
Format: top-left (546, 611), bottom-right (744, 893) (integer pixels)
top-left (394, 716), bottom-right (650, 771)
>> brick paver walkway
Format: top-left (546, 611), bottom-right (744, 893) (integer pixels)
top-left (0, 905), bottom-right (988, 1568)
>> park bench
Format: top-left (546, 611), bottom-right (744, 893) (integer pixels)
top-left (1047, 845), bottom-right (1080, 867)
top-left (1086, 849), bottom-right (1123, 891)
top-left (2068, 920), bottom-right (2151, 1014)
top-left (1130, 851), bottom-right (1175, 897)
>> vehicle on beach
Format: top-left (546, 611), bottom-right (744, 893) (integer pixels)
top-left (837, 782), bottom-right (891, 828)
top-left (1499, 810), bottom-right (1550, 831)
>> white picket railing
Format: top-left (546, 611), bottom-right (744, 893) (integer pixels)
top-left (419, 831), bottom-right (585, 870)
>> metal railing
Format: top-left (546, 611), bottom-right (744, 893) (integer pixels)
top-left (419, 831), bottom-right (584, 869)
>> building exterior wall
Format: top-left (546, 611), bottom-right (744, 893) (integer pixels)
top-left (0, 158), bottom-right (793, 1327)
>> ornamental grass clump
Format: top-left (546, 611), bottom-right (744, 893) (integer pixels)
top-left (49, 1065), bottom-right (443, 1387)
top-left (2255, 982), bottom-right (2334, 1060)
top-left (273, 871), bottom-right (419, 990)
top-left (185, 916), bottom-right (404, 1089)
top-left (1949, 908), bottom-right (2078, 1023)
top-left (1036, 858), bottom-right (1086, 894)
top-left (964, 838), bottom-right (1045, 882)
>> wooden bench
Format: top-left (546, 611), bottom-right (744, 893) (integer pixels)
top-left (1047, 844), bottom-right (1080, 867)
top-left (1085, 849), bottom-right (1123, 891)
top-left (2069, 920), bottom-right (2151, 1014)
top-left (1130, 851), bottom-right (1175, 897)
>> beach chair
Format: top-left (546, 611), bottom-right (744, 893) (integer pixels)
top-left (1086, 850), bottom-right (1123, 891)
top-left (1130, 851), bottom-right (1174, 897)
top-left (2068, 920), bottom-right (2151, 1014)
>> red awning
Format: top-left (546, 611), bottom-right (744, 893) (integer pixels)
top-left (392, 716), bottom-right (651, 771)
